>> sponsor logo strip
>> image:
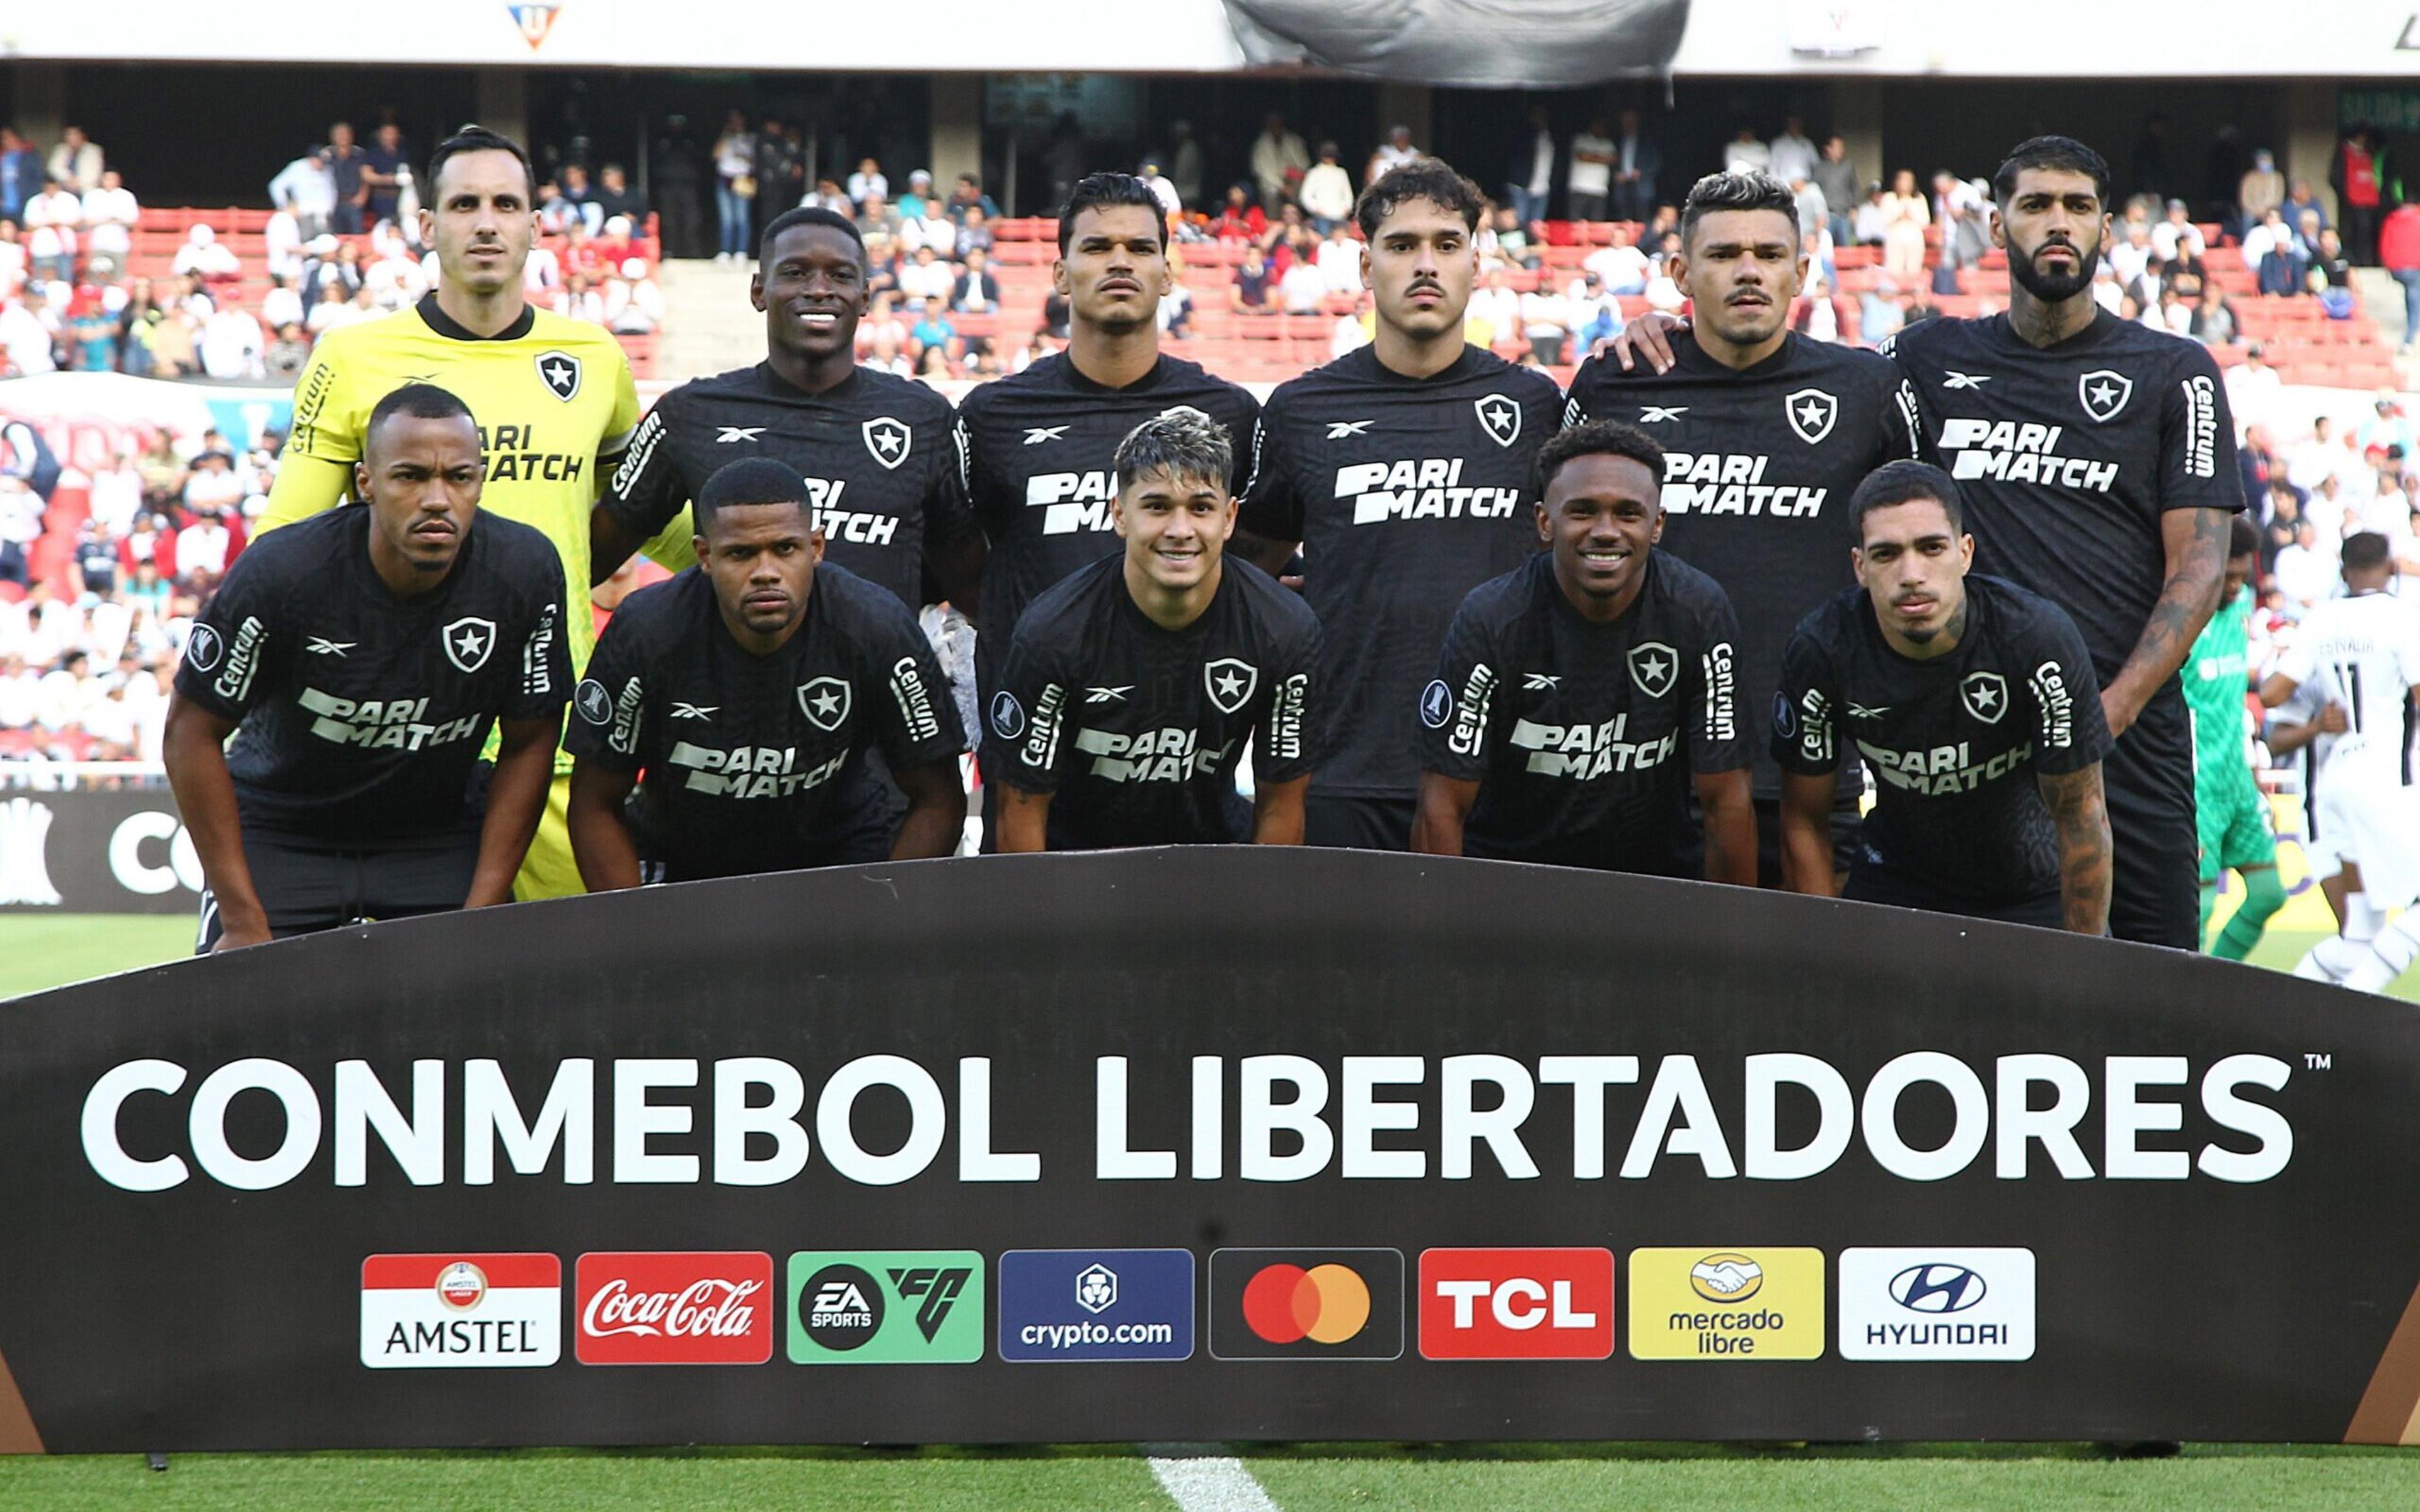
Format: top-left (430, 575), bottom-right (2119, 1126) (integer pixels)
top-left (786, 1251), bottom-right (986, 1365)
top-left (360, 1252), bottom-right (560, 1369)
top-left (1628, 1247), bottom-right (1824, 1360)
top-left (998, 1249), bottom-right (1193, 1363)
top-left (1209, 1248), bottom-right (1405, 1361)
top-left (1838, 1247), bottom-right (2035, 1361)
top-left (1417, 1247), bottom-right (1614, 1360)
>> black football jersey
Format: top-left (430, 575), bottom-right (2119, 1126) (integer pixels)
top-left (1239, 344), bottom-right (1563, 801)
top-left (954, 352), bottom-right (1260, 697)
top-left (1773, 574), bottom-right (2112, 905)
top-left (173, 507), bottom-right (572, 844)
top-left (1881, 311), bottom-right (2243, 686)
top-left (1419, 550), bottom-right (1750, 873)
top-left (982, 554), bottom-right (1322, 850)
top-left (601, 362), bottom-right (973, 609)
top-left (1564, 330), bottom-right (1917, 801)
top-left (563, 564), bottom-right (965, 881)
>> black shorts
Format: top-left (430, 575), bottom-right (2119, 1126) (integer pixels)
top-left (1676, 793), bottom-right (1862, 888)
top-left (2102, 699), bottom-right (2199, 950)
top-left (195, 828), bottom-right (480, 952)
top-left (1304, 793), bottom-right (1414, 852)
top-left (1844, 859), bottom-right (2065, 929)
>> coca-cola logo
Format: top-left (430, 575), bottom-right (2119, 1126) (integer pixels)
top-left (582, 1276), bottom-right (763, 1339)
top-left (573, 1252), bottom-right (776, 1365)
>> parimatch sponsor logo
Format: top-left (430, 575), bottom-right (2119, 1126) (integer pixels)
top-left (1073, 726), bottom-right (1236, 783)
top-left (1026, 469), bottom-right (1119, 534)
top-left (1855, 738), bottom-right (2036, 796)
top-left (1209, 1248), bottom-right (1405, 1361)
top-left (360, 1252), bottom-right (560, 1369)
top-left (1658, 452), bottom-right (1829, 518)
top-left (1334, 458), bottom-right (1521, 527)
top-left (1840, 1247), bottom-right (2036, 1361)
top-left (297, 689), bottom-right (485, 752)
top-left (665, 740), bottom-right (850, 798)
top-left (1628, 1247), bottom-right (1823, 1360)
top-left (1509, 713), bottom-right (1674, 779)
top-left (786, 1251), bottom-right (984, 1364)
top-left (1937, 419), bottom-right (2119, 491)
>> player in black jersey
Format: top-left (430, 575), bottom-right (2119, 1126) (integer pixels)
top-left (563, 457), bottom-right (966, 885)
top-left (162, 384), bottom-right (571, 951)
top-left (591, 206), bottom-right (978, 609)
top-left (1235, 158), bottom-right (1563, 851)
top-left (1412, 420), bottom-right (1754, 880)
top-left (954, 173), bottom-right (1260, 702)
top-left (1564, 170), bottom-right (1917, 885)
top-left (1774, 462), bottom-right (2112, 932)
top-left (984, 409), bottom-right (1320, 851)
top-left (1601, 137), bottom-right (2238, 948)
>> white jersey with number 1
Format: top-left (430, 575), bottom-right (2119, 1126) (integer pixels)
top-left (2281, 592), bottom-right (2420, 908)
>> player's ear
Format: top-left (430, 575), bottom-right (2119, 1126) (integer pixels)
top-left (1359, 243), bottom-right (1373, 292)
top-left (749, 270), bottom-right (765, 313)
top-left (1647, 507), bottom-right (1664, 545)
top-left (1988, 206), bottom-right (2007, 251)
top-left (690, 533), bottom-right (708, 566)
top-left (1957, 533), bottom-right (1975, 570)
top-left (1051, 256), bottom-right (1071, 298)
top-left (1534, 501), bottom-right (1552, 546)
top-left (809, 526), bottom-right (827, 567)
top-left (353, 460), bottom-right (371, 505)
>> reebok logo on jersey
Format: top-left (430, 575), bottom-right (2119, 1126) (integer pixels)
top-left (1334, 459), bottom-right (1519, 527)
top-left (1511, 712), bottom-right (1676, 780)
top-left (1475, 394), bottom-right (1522, 448)
top-left (298, 688), bottom-right (483, 751)
top-left (1073, 725), bottom-right (1236, 783)
top-left (1326, 420), bottom-right (1374, 439)
top-left (1523, 673), bottom-right (1561, 690)
top-left (671, 702), bottom-right (717, 721)
top-left (2078, 369), bottom-right (2133, 423)
top-left (1659, 453), bottom-right (1826, 518)
top-left (715, 427), bottom-right (765, 444)
top-left (1942, 371), bottom-right (1993, 389)
top-left (306, 638), bottom-right (354, 656)
top-left (1785, 388), bottom-right (1838, 446)
top-left (1027, 470), bottom-right (1118, 534)
top-left (888, 656), bottom-right (942, 743)
top-left (443, 617), bottom-right (497, 675)
top-left (863, 417), bottom-right (912, 470)
top-left (1936, 420), bottom-right (2118, 491)
top-left (667, 741), bottom-right (849, 798)
top-left (1848, 702), bottom-right (1889, 719)
top-left (535, 350), bottom-right (582, 403)
top-left (1085, 685), bottom-right (1131, 704)
top-left (1023, 425), bottom-right (1069, 445)
top-left (1638, 406), bottom-right (1689, 423)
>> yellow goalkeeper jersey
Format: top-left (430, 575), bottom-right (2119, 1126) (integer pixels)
top-left (259, 292), bottom-right (641, 677)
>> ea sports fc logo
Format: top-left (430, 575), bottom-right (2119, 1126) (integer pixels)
top-left (1242, 1263), bottom-right (1371, 1346)
top-left (436, 1260), bottom-right (488, 1311)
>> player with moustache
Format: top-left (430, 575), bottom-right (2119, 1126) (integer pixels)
top-left (1411, 420), bottom-right (1755, 881)
top-left (1562, 170), bottom-right (1916, 885)
top-left (984, 409), bottom-right (1321, 852)
top-left (1773, 462), bottom-right (2112, 932)
top-left (164, 384), bottom-right (572, 951)
top-left (1603, 136), bottom-right (2240, 948)
top-left (592, 205), bottom-right (982, 856)
top-left (1233, 158), bottom-right (1564, 851)
top-left (565, 458), bottom-right (967, 886)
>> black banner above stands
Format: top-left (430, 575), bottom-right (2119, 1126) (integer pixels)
top-left (0, 786), bottom-right (201, 915)
top-left (0, 847), bottom-right (2415, 1452)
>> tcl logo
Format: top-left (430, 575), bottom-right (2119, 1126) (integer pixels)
top-left (574, 1251), bottom-right (775, 1365)
top-left (1418, 1248), bottom-right (1615, 1360)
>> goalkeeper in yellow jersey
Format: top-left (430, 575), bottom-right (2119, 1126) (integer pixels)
top-left (260, 124), bottom-right (679, 899)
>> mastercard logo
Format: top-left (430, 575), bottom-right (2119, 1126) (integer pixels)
top-left (1240, 1263), bottom-right (1373, 1345)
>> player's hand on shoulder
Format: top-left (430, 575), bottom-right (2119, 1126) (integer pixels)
top-left (1603, 310), bottom-right (1687, 374)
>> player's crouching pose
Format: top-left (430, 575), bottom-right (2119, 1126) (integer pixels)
top-left (164, 384), bottom-right (572, 951)
top-left (565, 457), bottom-right (967, 886)
top-left (984, 408), bottom-right (1322, 850)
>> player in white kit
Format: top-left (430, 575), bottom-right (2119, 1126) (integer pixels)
top-left (2259, 533), bottom-right (2420, 994)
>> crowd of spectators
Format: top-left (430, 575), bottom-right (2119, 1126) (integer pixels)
top-left (0, 116), bottom-right (666, 384)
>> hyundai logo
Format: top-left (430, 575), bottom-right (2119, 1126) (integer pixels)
top-left (1888, 1263), bottom-right (1986, 1314)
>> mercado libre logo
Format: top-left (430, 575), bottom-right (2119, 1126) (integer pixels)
top-left (1209, 1249), bottom-right (1405, 1361)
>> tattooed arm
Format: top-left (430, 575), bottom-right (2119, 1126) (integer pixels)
top-left (2101, 507), bottom-right (2231, 740)
top-left (2037, 760), bottom-right (2112, 936)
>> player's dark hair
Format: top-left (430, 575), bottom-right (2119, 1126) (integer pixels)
top-left (2228, 514), bottom-right (2261, 559)
top-left (2341, 531), bottom-right (2392, 573)
top-left (759, 205), bottom-right (865, 267)
top-left (425, 123), bottom-right (539, 202)
top-left (1680, 171), bottom-right (1802, 250)
top-left (1536, 419), bottom-right (1666, 503)
top-left (1355, 158), bottom-right (1486, 240)
top-left (1114, 408), bottom-right (1233, 495)
top-left (694, 457), bottom-right (814, 534)
top-left (1849, 460), bottom-right (1966, 537)
top-left (1056, 173), bottom-right (1166, 256)
top-left (1991, 135), bottom-right (2111, 211)
top-left (364, 383), bottom-right (476, 455)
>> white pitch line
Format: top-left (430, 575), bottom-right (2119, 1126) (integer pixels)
top-left (1146, 1450), bottom-right (1282, 1512)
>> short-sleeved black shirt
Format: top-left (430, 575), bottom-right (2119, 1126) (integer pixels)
top-left (1419, 549), bottom-right (1750, 873)
top-left (601, 362), bottom-right (973, 609)
top-left (1773, 574), bottom-right (2112, 905)
top-left (954, 352), bottom-right (1260, 696)
top-left (1239, 344), bottom-right (1563, 801)
top-left (173, 506), bottom-right (572, 844)
top-left (982, 554), bottom-right (1322, 850)
top-left (1564, 330), bottom-right (1917, 801)
top-left (563, 563), bottom-right (965, 882)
